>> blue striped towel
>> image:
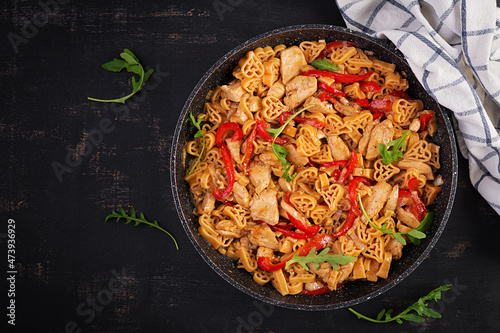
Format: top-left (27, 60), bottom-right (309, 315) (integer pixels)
top-left (337, 0), bottom-right (500, 215)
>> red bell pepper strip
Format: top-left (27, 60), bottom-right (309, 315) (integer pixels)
top-left (257, 257), bottom-right (287, 271)
top-left (271, 225), bottom-right (316, 239)
top-left (286, 213), bottom-right (320, 235)
top-left (242, 125), bottom-right (257, 174)
top-left (301, 70), bottom-right (374, 84)
top-left (360, 81), bottom-right (381, 92)
top-left (215, 122), bottom-right (243, 148)
top-left (320, 92), bottom-right (338, 104)
top-left (320, 160), bottom-right (349, 168)
top-left (389, 90), bottom-right (411, 100)
top-left (224, 200), bottom-right (235, 207)
top-left (331, 169), bottom-right (342, 182)
top-left (300, 283), bottom-right (331, 295)
top-left (257, 234), bottom-right (332, 271)
top-left (212, 144), bottom-right (235, 201)
top-left (255, 119), bottom-right (289, 145)
top-left (369, 99), bottom-right (393, 112)
top-left (407, 177), bottom-right (420, 192)
top-left (398, 187), bottom-right (427, 222)
top-left (349, 177), bottom-right (375, 216)
top-left (279, 111), bottom-right (327, 128)
top-left (332, 208), bottom-right (356, 237)
top-left (371, 111), bottom-right (385, 120)
top-left (354, 98), bottom-right (370, 108)
top-left (419, 111), bottom-right (434, 133)
top-left (296, 234), bottom-right (332, 256)
top-left (318, 82), bottom-right (346, 98)
top-left (317, 40), bottom-right (359, 60)
top-left (307, 160), bottom-right (319, 168)
top-left (337, 150), bottom-right (358, 184)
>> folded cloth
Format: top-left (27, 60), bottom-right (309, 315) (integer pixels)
top-left (337, 0), bottom-right (500, 215)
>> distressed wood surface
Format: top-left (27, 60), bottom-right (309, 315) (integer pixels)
top-left (1, 0), bottom-right (499, 332)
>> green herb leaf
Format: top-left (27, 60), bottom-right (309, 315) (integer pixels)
top-left (311, 58), bottom-right (340, 71)
top-left (378, 131), bottom-right (410, 165)
top-left (88, 49), bottom-right (154, 104)
top-left (285, 247), bottom-right (357, 271)
top-left (186, 110), bottom-right (206, 174)
top-left (266, 104), bottom-right (315, 182)
top-left (358, 193), bottom-right (431, 245)
top-left (348, 284), bottom-right (452, 324)
top-left (105, 207), bottom-right (179, 250)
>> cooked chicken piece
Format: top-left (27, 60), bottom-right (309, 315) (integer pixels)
top-left (248, 224), bottom-right (279, 251)
top-left (366, 119), bottom-right (395, 160)
top-left (358, 120), bottom-right (378, 156)
top-left (220, 80), bottom-right (246, 102)
top-left (232, 182), bottom-right (251, 208)
top-left (280, 46), bottom-right (308, 84)
top-left (232, 103), bottom-right (250, 125)
top-left (361, 181), bottom-right (392, 219)
top-left (303, 96), bottom-right (336, 114)
top-left (278, 177), bottom-right (293, 193)
top-left (250, 189), bottom-right (279, 225)
top-left (267, 80), bottom-right (286, 99)
top-left (330, 96), bottom-right (361, 116)
top-left (256, 246), bottom-right (274, 259)
top-left (249, 162), bottom-right (272, 194)
top-left (308, 262), bottom-right (336, 287)
top-left (385, 238), bottom-right (403, 260)
top-left (398, 159), bottom-right (434, 180)
top-left (283, 76), bottom-right (318, 109)
top-left (383, 184), bottom-right (399, 216)
top-left (198, 191), bottom-right (215, 215)
top-left (284, 143), bottom-right (309, 166)
top-left (396, 207), bottom-right (420, 228)
top-left (327, 135), bottom-right (350, 161)
top-left (226, 138), bottom-right (241, 164)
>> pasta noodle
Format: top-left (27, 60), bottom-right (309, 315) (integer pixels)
top-left (184, 39), bottom-right (443, 296)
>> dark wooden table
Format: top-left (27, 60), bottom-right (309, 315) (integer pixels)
top-left (2, 1), bottom-right (499, 332)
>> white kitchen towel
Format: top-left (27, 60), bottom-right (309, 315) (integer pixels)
top-left (336, 0), bottom-right (500, 215)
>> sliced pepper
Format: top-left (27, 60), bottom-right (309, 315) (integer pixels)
top-left (419, 111), bottom-right (434, 133)
top-left (332, 208), bottom-right (356, 237)
top-left (398, 187), bottom-right (427, 222)
top-left (317, 40), bottom-right (359, 60)
top-left (389, 90), bottom-right (411, 100)
top-left (320, 160), bottom-right (349, 168)
top-left (301, 70), bottom-right (374, 84)
top-left (349, 176), bottom-right (375, 216)
top-left (318, 82), bottom-right (346, 98)
top-left (215, 122), bottom-right (243, 148)
top-left (242, 125), bottom-right (257, 174)
top-left (279, 111), bottom-right (327, 128)
top-left (255, 119), bottom-right (289, 145)
top-left (369, 99), bottom-right (393, 112)
top-left (353, 98), bottom-right (370, 108)
top-left (257, 234), bottom-right (332, 271)
top-left (284, 192), bottom-right (321, 235)
top-left (371, 111), bottom-right (385, 120)
top-left (360, 81), bottom-right (381, 92)
top-left (337, 150), bottom-right (358, 184)
top-left (271, 225), bottom-right (316, 239)
top-left (212, 143), bottom-right (235, 201)
top-left (257, 257), bottom-right (286, 271)
top-left (320, 92), bottom-right (338, 104)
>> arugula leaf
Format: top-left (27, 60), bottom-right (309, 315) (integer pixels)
top-left (285, 247), bottom-right (357, 271)
top-left (266, 104), bottom-right (315, 182)
top-left (378, 131), bottom-right (410, 165)
top-left (311, 58), bottom-right (340, 71)
top-left (105, 207), bottom-right (179, 250)
top-left (88, 49), bottom-right (154, 104)
top-left (186, 110), bottom-right (206, 174)
top-left (349, 284), bottom-right (452, 323)
top-left (358, 193), bottom-right (431, 245)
